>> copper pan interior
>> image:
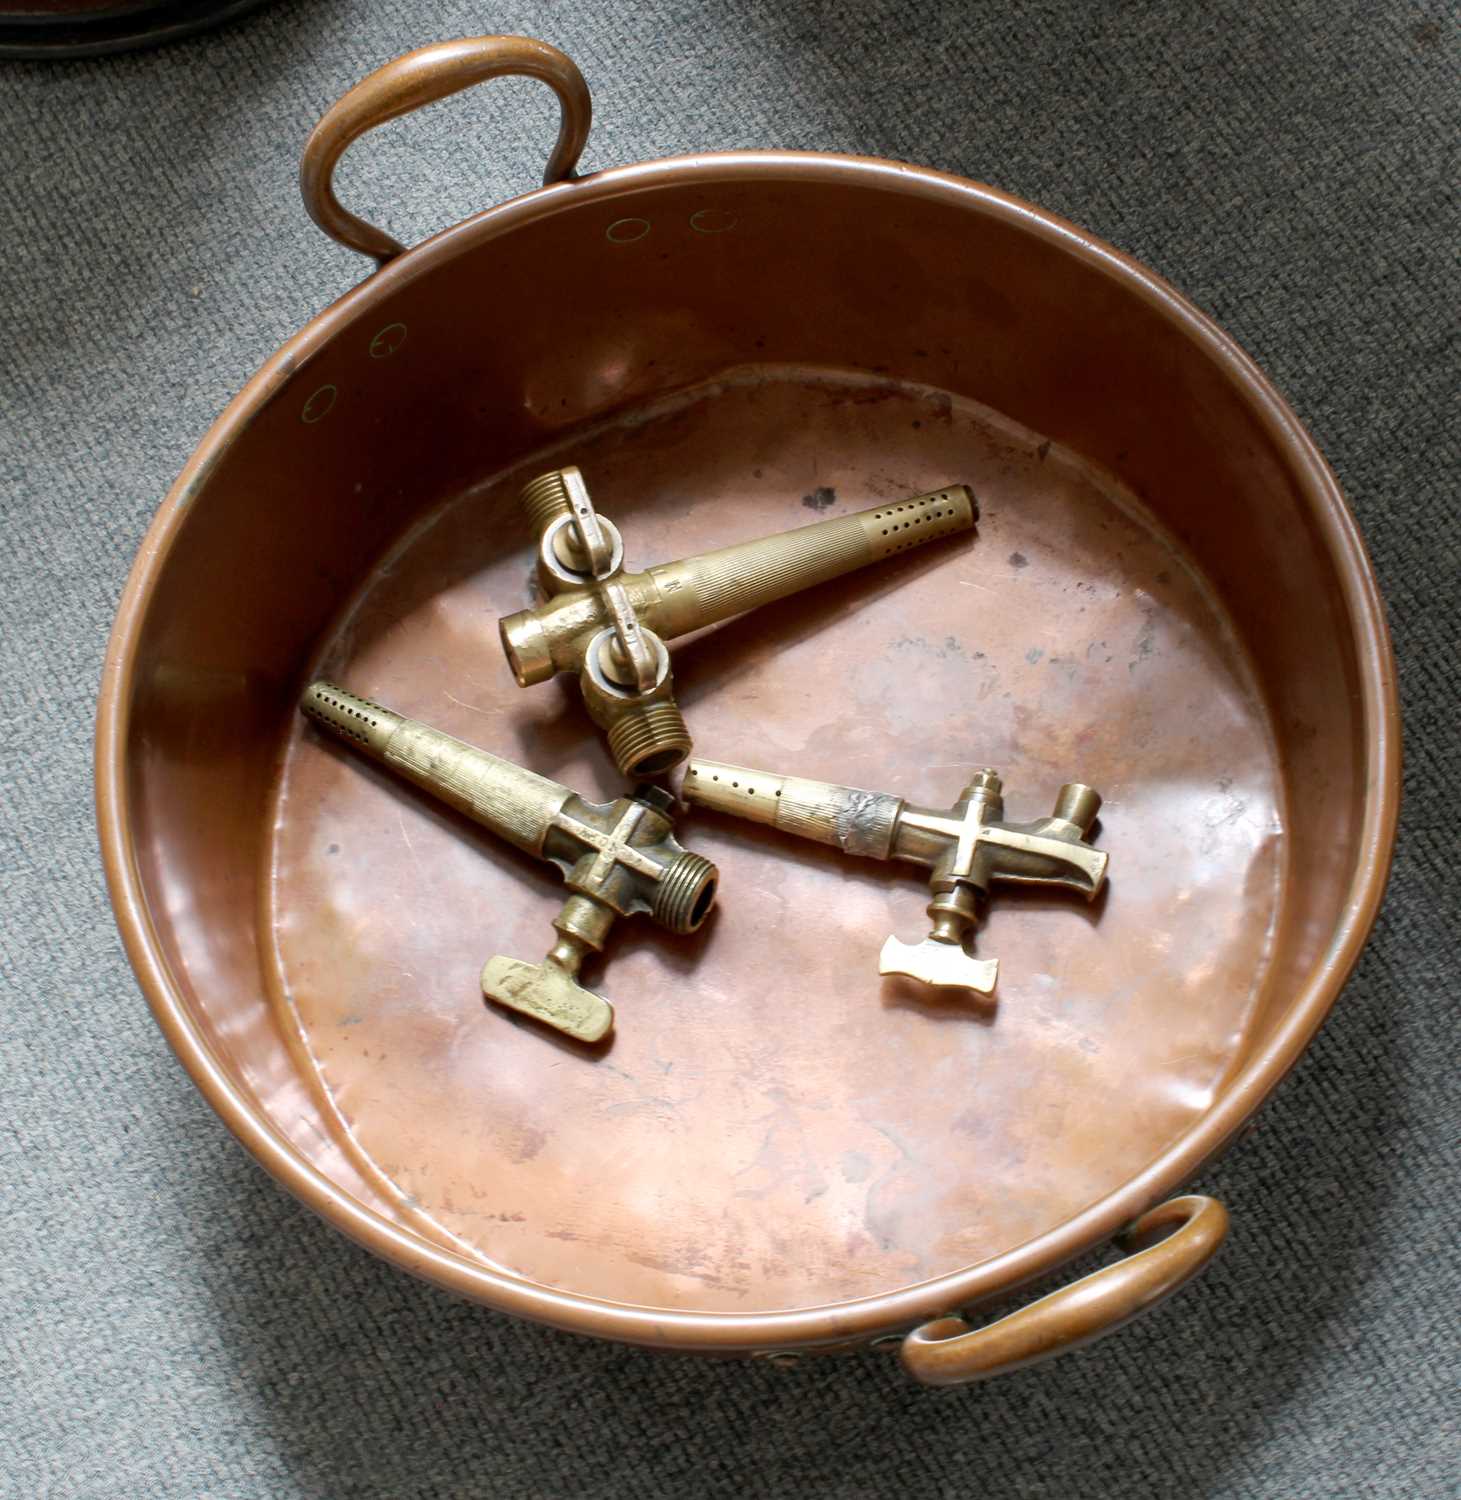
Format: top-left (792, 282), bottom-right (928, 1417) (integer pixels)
top-left (116, 167), bottom-right (1378, 1321)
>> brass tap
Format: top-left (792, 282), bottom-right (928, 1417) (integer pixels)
top-left (500, 467), bottom-right (977, 779)
top-left (683, 761), bottom-right (1106, 996)
top-left (302, 682), bottom-right (717, 1043)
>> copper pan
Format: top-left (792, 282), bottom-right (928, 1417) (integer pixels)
top-left (94, 37), bottom-right (1400, 1385)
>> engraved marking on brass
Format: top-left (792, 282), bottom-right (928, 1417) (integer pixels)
top-left (300, 384), bottom-right (338, 424)
top-left (369, 322), bottom-right (407, 359)
top-left (553, 802), bottom-right (664, 889)
top-left (481, 955), bottom-right (612, 1043)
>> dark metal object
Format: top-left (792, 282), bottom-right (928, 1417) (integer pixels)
top-left (0, 1), bottom-right (272, 59)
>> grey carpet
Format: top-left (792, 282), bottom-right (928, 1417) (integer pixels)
top-left (2, 1), bottom-right (1456, 1495)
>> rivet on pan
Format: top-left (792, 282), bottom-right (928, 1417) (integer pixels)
top-left (369, 322), bottom-right (408, 359)
top-left (690, 208), bottom-right (737, 234)
top-left (605, 217), bottom-right (651, 244)
top-left (300, 384), bottom-right (337, 424)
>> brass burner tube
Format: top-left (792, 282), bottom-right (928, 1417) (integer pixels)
top-left (300, 682), bottom-right (568, 856)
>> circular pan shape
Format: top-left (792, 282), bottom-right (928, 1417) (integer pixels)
top-left (0, 0), bottom-right (272, 59)
top-left (96, 149), bottom-right (1400, 1359)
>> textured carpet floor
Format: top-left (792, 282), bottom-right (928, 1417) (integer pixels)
top-left (2, 1), bottom-right (1456, 1495)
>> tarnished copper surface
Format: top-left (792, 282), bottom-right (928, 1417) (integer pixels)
top-left (96, 46), bottom-right (1399, 1360)
top-left (267, 371), bottom-right (1281, 1311)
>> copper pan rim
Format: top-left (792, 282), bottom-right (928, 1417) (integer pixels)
top-left (95, 150), bottom-right (1401, 1351)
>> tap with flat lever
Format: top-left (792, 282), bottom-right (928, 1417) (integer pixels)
top-left (682, 761), bottom-right (1106, 996)
top-left (302, 681), bottom-right (717, 1043)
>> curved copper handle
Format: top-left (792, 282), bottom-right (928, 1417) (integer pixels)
top-left (901, 1195), bottom-right (1229, 1386)
top-left (300, 35), bottom-right (591, 266)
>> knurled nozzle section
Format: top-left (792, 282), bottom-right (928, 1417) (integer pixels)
top-left (300, 681), bottom-right (398, 751)
top-left (606, 700), bottom-right (693, 778)
top-left (676, 513), bottom-right (876, 623)
top-left (651, 851), bottom-right (718, 934)
top-left (777, 776), bottom-right (901, 858)
top-left (520, 469), bottom-right (574, 535)
top-left (384, 722), bottom-right (568, 857)
top-left (302, 682), bottom-right (570, 857)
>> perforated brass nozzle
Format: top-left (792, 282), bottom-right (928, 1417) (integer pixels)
top-left (302, 682), bottom-right (717, 1042)
top-left (499, 467), bottom-right (976, 777)
top-left (683, 759), bottom-right (1106, 996)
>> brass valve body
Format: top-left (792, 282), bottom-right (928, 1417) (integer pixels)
top-left (684, 761), bottom-right (1106, 995)
top-left (302, 681), bottom-right (717, 1042)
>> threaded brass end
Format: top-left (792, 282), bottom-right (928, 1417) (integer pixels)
top-left (651, 851), bottom-right (718, 934)
top-left (520, 469), bottom-right (573, 535)
top-left (605, 700), bottom-right (692, 778)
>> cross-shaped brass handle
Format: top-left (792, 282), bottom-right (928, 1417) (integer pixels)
top-left (302, 682), bottom-right (717, 1042)
top-left (683, 760), bottom-right (1107, 996)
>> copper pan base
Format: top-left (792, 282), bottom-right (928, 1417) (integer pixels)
top-left (98, 141), bottom-right (1399, 1361)
top-left (271, 366), bottom-right (1281, 1312)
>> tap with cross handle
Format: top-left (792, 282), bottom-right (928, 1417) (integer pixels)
top-left (498, 466), bottom-right (977, 780)
top-left (682, 760), bottom-right (1106, 996)
top-left (301, 681), bottom-right (717, 1043)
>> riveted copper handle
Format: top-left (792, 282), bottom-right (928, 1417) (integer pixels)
top-left (300, 35), bottom-right (591, 266)
top-left (901, 1195), bottom-right (1229, 1386)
